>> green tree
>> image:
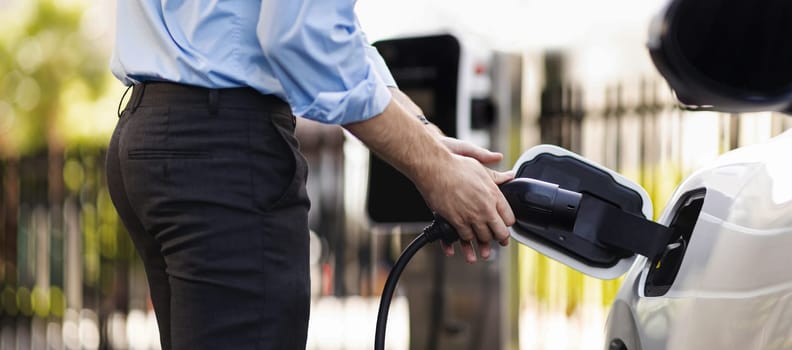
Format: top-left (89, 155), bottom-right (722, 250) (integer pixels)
top-left (0, 0), bottom-right (110, 157)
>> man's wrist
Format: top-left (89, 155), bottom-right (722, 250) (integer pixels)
top-left (418, 116), bottom-right (444, 136)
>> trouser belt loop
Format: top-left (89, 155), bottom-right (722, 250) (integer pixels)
top-left (209, 89), bottom-right (219, 115)
top-left (129, 83), bottom-right (146, 114)
top-left (117, 85), bottom-right (133, 118)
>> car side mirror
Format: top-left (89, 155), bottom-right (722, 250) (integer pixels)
top-left (649, 0), bottom-right (792, 113)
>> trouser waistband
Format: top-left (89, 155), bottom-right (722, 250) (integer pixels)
top-left (122, 82), bottom-right (292, 116)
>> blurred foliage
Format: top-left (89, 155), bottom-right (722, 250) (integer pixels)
top-left (0, 0), bottom-right (114, 157)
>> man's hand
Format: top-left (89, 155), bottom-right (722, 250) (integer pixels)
top-left (435, 137), bottom-right (512, 261)
top-left (415, 155), bottom-right (515, 263)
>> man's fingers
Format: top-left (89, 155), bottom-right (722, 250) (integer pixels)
top-left (462, 145), bottom-right (502, 164)
top-left (496, 196), bottom-right (516, 227)
top-left (442, 137), bottom-right (503, 164)
top-left (454, 224), bottom-right (476, 243)
top-left (477, 240), bottom-right (492, 260)
top-left (440, 241), bottom-right (455, 256)
top-left (487, 219), bottom-right (510, 243)
top-left (472, 222), bottom-right (495, 260)
top-left (459, 240), bottom-right (477, 263)
top-left (472, 222), bottom-right (493, 242)
top-left (491, 170), bottom-right (516, 230)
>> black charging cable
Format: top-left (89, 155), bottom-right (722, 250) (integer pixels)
top-left (374, 215), bottom-right (458, 350)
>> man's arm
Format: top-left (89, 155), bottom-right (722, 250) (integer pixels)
top-left (345, 99), bottom-right (515, 262)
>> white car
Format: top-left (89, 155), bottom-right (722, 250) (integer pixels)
top-left (604, 130), bottom-right (792, 350)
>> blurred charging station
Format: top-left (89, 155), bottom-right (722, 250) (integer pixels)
top-left (368, 34), bottom-right (499, 223)
top-left (364, 33), bottom-right (523, 350)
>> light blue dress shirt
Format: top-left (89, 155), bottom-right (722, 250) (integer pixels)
top-left (111, 0), bottom-right (396, 125)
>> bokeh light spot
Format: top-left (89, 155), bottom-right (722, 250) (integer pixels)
top-left (16, 286), bottom-right (32, 316)
top-left (31, 286), bottom-right (51, 318)
top-left (0, 100), bottom-right (15, 135)
top-left (1, 287), bottom-right (18, 316)
top-left (15, 76), bottom-right (41, 111)
top-left (50, 286), bottom-right (66, 318)
top-left (16, 38), bottom-right (44, 73)
top-left (63, 158), bottom-right (85, 193)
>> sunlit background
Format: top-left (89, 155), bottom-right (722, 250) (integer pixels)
top-left (1, 0), bottom-right (790, 349)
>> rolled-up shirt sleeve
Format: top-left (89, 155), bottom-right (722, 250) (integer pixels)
top-left (257, 0), bottom-right (392, 125)
top-left (358, 19), bottom-right (398, 88)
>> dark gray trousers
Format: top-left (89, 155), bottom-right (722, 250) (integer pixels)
top-left (106, 82), bottom-right (310, 349)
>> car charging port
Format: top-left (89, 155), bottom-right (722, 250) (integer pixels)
top-left (644, 188), bottom-right (706, 297)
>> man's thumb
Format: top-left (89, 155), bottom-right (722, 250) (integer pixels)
top-left (491, 170), bottom-right (515, 184)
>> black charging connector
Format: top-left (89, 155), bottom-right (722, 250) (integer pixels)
top-left (422, 215), bottom-right (459, 245)
top-left (501, 178), bottom-right (582, 233)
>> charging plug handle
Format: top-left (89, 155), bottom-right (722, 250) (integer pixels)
top-left (423, 178), bottom-right (583, 245)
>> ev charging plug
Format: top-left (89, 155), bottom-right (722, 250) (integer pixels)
top-left (423, 178), bottom-right (583, 245)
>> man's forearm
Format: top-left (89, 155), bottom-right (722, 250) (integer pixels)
top-left (343, 99), bottom-right (450, 186)
top-left (388, 87), bottom-right (445, 136)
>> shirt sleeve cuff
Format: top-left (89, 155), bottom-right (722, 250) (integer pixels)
top-left (294, 66), bottom-right (393, 125)
top-left (365, 71), bottom-right (394, 120)
top-left (365, 46), bottom-right (398, 88)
